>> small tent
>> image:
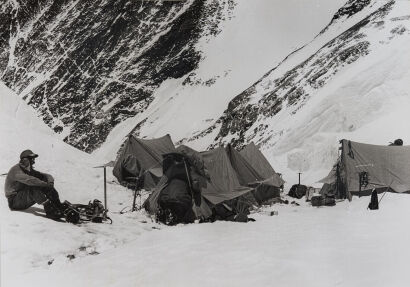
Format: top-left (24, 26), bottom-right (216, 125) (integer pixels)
top-left (226, 144), bottom-right (285, 204)
top-left (144, 145), bottom-right (255, 223)
top-left (320, 139), bottom-right (410, 200)
top-left (113, 134), bottom-right (176, 189)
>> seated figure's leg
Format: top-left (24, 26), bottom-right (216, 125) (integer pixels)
top-left (8, 188), bottom-right (47, 210)
top-left (42, 187), bottom-right (63, 208)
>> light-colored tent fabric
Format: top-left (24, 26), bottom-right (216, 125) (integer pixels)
top-left (113, 134), bottom-right (176, 189)
top-left (321, 139), bottom-right (410, 199)
top-left (318, 166), bottom-right (337, 184)
top-left (341, 139), bottom-right (410, 194)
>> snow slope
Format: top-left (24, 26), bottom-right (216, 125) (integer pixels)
top-left (0, 83), bottom-right (161, 285)
top-left (3, 81), bottom-right (410, 287)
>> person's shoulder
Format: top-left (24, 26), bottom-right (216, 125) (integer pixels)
top-left (6, 164), bottom-right (23, 177)
top-left (9, 163), bottom-right (21, 172)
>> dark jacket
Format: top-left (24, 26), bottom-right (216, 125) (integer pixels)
top-left (4, 164), bottom-right (54, 198)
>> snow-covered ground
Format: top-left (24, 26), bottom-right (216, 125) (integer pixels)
top-left (8, 195), bottom-right (410, 287)
top-left (3, 78), bottom-right (410, 287)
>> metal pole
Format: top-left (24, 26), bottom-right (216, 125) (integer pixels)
top-left (104, 166), bottom-right (107, 209)
top-left (132, 182), bottom-right (138, 212)
top-left (298, 173), bottom-right (301, 185)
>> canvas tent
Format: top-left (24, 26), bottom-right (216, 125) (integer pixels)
top-left (226, 144), bottom-right (285, 204)
top-left (144, 145), bottom-right (256, 223)
top-left (240, 142), bottom-right (277, 179)
top-left (320, 139), bottom-right (410, 200)
top-left (113, 134), bottom-right (176, 189)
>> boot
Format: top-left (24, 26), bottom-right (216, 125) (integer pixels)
top-left (43, 200), bottom-right (64, 220)
top-left (61, 201), bottom-right (80, 224)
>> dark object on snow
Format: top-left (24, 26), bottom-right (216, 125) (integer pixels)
top-left (157, 178), bottom-right (197, 225)
top-left (368, 189), bottom-right (379, 210)
top-left (389, 139), bottom-right (403, 146)
top-left (262, 197), bottom-right (289, 205)
top-left (60, 199), bottom-right (111, 224)
top-left (43, 200), bottom-right (64, 220)
top-left (61, 201), bottom-right (80, 224)
top-left (210, 202), bottom-right (254, 222)
top-left (288, 184), bottom-right (307, 199)
top-left (291, 201), bottom-right (300, 206)
top-left (311, 195), bottom-right (336, 207)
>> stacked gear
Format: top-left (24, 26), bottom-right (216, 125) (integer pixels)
top-left (155, 153), bottom-right (201, 225)
top-left (59, 199), bottom-right (112, 224)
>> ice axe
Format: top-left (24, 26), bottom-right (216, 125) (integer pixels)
top-left (93, 161), bottom-right (114, 210)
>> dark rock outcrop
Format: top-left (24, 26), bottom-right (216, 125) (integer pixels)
top-left (0, 0), bottom-right (235, 152)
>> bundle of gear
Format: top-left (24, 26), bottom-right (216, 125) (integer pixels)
top-left (60, 199), bottom-right (112, 224)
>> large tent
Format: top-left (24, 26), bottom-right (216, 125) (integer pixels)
top-left (113, 134), bottom-right (176, 189)
top-left (320, 139), bottom-right (410, 200)
top-left (226, 144), bottom-right (285, 204)
top-left (144, 145), bottom-right (255, 221)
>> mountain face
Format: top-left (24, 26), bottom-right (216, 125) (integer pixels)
top-left (0, 0), bottom-right (234, 152)
top-left (185, 0), bottom-right (409, 153)
top-left (2, 0), bottom-right (410, 185)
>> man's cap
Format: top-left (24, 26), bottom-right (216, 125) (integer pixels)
top-left (20, 150), bottom-right (39, 159)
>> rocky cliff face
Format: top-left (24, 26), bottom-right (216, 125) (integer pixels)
top-left (183, 0), bottom-right (409, 150)
top-left (0, 0), bottom-right (234, 152)
top-left (2, 0), bottom-right (409, 160)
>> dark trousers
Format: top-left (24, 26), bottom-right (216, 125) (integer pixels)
top-left (8, 186), bottom-right (62, 210)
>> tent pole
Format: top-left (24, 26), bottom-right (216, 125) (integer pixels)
top-left (378, 186), bottom-right (390, 205)
top-left (359, 173), bottom-right (362, 195)
top-left (104, 166), bottom-right (107, 209)
top-left (183, 159), bottom-right (198, 220)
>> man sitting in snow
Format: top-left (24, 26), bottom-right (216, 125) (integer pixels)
top-left (4, 150), bottom-right (64, 219)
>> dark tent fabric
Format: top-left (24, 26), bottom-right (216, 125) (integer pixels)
top-left (320, 139), bottom-right (410, 200)
top-left (113, 134), bottom-right (176, 189)
top-left (144, 145), bottom-right (255, 221)
top-left (227, 144), bottom-right (284, 204)
top-left (240, 142), bottom-right (277, 178)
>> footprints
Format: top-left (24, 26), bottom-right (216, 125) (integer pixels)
top-left (47, 245), bottom-right (100, 266)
